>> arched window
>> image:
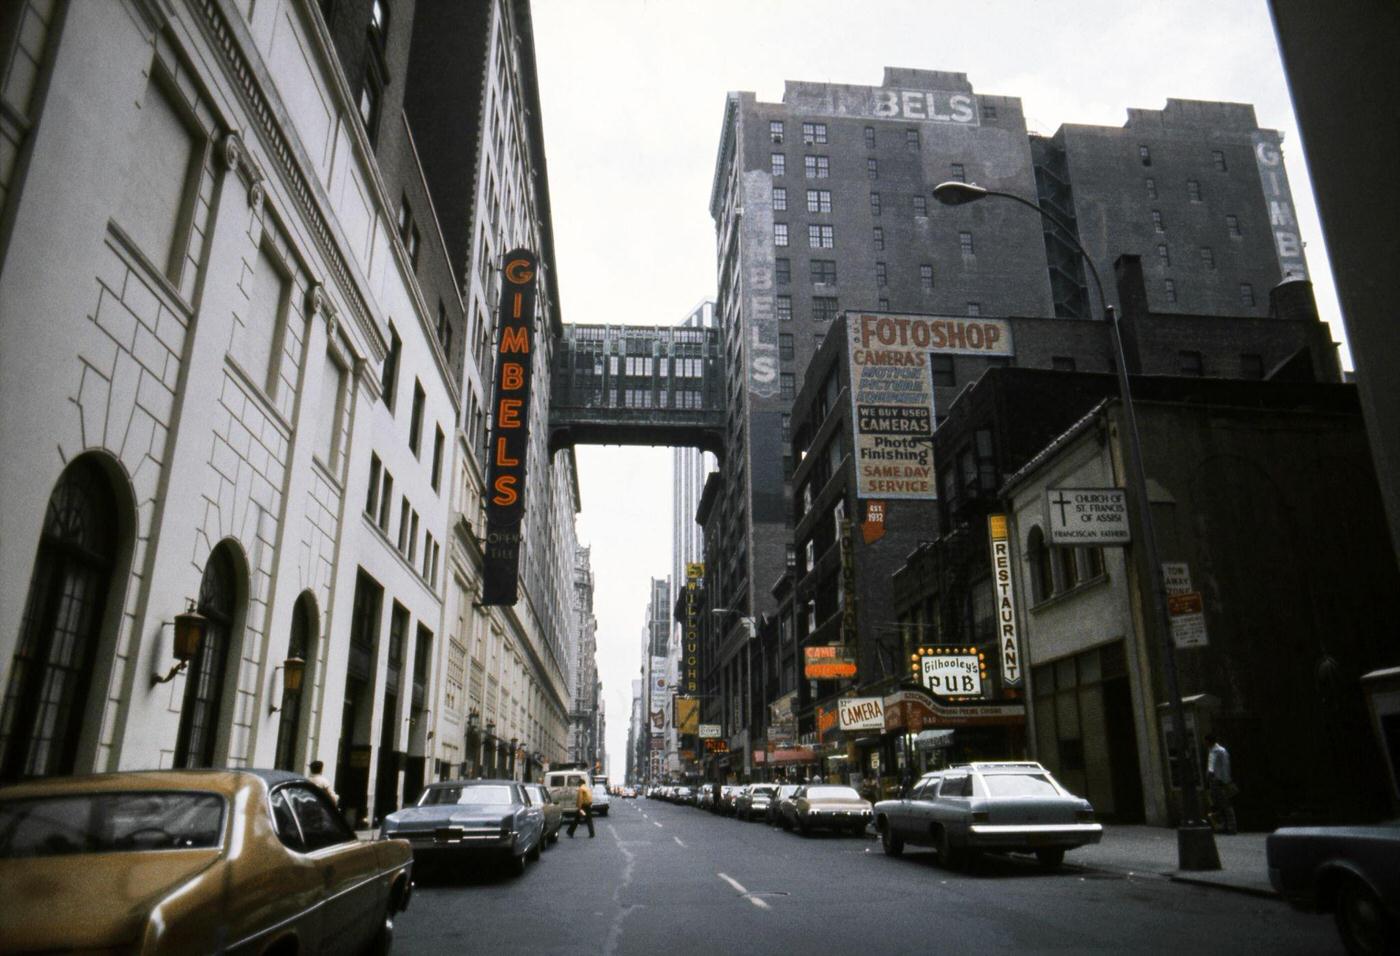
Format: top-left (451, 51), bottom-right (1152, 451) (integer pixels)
top-left (0, 458), bottom-right (119, 780)
top-left (1027, 526), bottom-right (1054, 604)
top-left (275, 593), bottom-right (316, 771)
top-left (175, 545), bottom-right (238, 768)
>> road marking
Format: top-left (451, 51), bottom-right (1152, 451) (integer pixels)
top-left (673, 836), bottom-right (687, 848)
top-left (717, 872), bottom-right (770, 910)
top-left (652, 820), bottom-right (663, 828)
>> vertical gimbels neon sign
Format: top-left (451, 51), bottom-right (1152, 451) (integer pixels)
top-left (481, 249), bottom-right (537, 606)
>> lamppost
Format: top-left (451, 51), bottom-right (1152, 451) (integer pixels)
top-left (714, 608), bottom-right (759, 778)
top-left (931, 180), bottom-right (1220, 871)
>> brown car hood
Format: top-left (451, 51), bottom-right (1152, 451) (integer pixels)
top-left (0, 849), bottom-right (221, 950)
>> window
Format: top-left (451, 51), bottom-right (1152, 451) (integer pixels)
top-left (774, 223), bottom-right (789, 247)
top-left (431, 426), bottom-right (445, 491)
top-left (878, 297), bottom-right (890, 310)
top-left (1240, 353), bottom-right (1265, 380)
top-left (772, 187), bottom-right (787, 212)
top-left (906, 129), bottom-right (920, 150)
top-left (1151, 209), bottom-right (1164, 233)
top-left (398, 195), bottom-right (420, 268)
top-left (274, 595), bottom-right (314, 771)
top-left (381, 325), bottom-right (401, 410)
top-left (919, 264), bottom-right (934, 291)
top-left (234, 243), bottom-right (288, 394)
top-left (867, 157), bottom-right (879, 180)
top-left (1164, 278), bottom-right (1177, 303)
top-left (801, 122), bottom-right (827, 144)
top-left (317, 353), bottom-right (347, 469)
top-left (804, 155), bottom-right (829, 178)
top-left (358, 70), bottom-right (381, 141)
top-left (780, 373), bottom-right (795, 399)
top-left (771, 153), bottom-right (785, 176)
top-left (1138, 144), bottom-right (1152, 166)
top-left (409, 380), bottom-right (426, 456)
top-left (949, 162), bottom-right (967, 183)
top-left (959, 231), bottom-right (974, 256)
top-left (966, 302), bottom-right (981, 317)
top-left (1028, 527), bottom-right (1053, 603)
top-left (779, 334), bottom-right (794, 361)
top-left (980, 103), bottom-right (998, 121)
top-left (116, 78), bottom-right (199, 280)
top-left (1226, 214), bottom-right (1241, 238)
top-left (286, 784), bottom-right (353, 850)
top-left (813, 296), bottom-right (839, 322)
top-left (1187, 179), bottom-right (1202, 202)
top-left (931, 355), bottom-right (955, 387)
top-left (806, 189), bottom-right (831, 213)
top-left (377, 470), bottom-right (393, 532)
top-left (777, 295), bottom-right (792, 321)
top-left (872, 226), bottom-right (884, 251)
top-left (1052, 356), bottom-right (1076, 372)
top-left (875, 261), bottom-right (887, 286)
top-left (1178, 350), bottom-right (1204, 376)
top-left (1199, 247), bottom-right (1215, 270)
top-left (776, 258), bottom-right (790, 284)
top-left (397, 498), bottom-right (411, 552)
top-left (808, 224), bottom-right (834, 248)
top-left (1157, 244), bottom-right (1171, 267)
top-left (913, 195), bottom-right (927, 216)
top-left (863, 126), bottom-right (875, 149)
top-left (436, 300), bottom-right (452, 356)
top-left (770, 120), bottom-right (784, 143)
top-left (1212, 149), bottom-right (1227, 172)
top-left (1145, 177), bottom-right (1157, 199)
top-left (1239, 282), bottom-right (1255, 307)
top-left (870, 191), bottom-right (881, 216)
top-left (366, 454), bottom-right (382, 515)
top-left (811, 259), bottom-right (836, 285)
top-left (175, 546), bottom-right (237, 768)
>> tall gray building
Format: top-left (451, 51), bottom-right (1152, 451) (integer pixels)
top-left (705, 68), bottom-right (1317, 764)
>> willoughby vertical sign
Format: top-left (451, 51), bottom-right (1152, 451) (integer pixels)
top-left (481, 250), bottom-right (537, 605)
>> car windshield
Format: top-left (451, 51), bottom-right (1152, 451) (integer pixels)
top-left (0, 791), bottom-right (224, 857)
top-left (980, 774), bottom-right (1061, 798)
top-left (752, 786), bottom-right (777, 797)
top-left (420, 784), bottom-right (515, 806)
top-left (806, 786), bottom-right (860, 800)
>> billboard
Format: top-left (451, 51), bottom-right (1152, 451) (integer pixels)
top-left (675, 696), bottom-right (700, 735)
top-left (805, 645), bottom-right (857, 679)
top-left (481, 250), bottom-right (537, 605)
top-left (847, 312), bottom-right (1013, 499)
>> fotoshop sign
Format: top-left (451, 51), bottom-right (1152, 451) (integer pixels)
top-left (838, 697), bottom-right (886, 731)
top-left (847, 312), bottom-right (1012, 499)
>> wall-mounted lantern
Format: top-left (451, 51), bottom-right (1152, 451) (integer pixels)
top-left (269, 656), bottom-right (307, 714)
top-left (152, 600), bottom-right (207, 686)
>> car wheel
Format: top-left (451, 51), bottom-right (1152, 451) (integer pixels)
top-left (936, 827), bottom-right (966, 870)
top-left (527, 839), bottom-right (541, 862)
top-left (549, 831), bottom-right (559, 844)
top-left (1034, 848), bottom-right (1065, 869)
top-left (508, 853), bottom-right (526, 876)
top-left (880, 823), bottom-right (904, 857)
top-left (1335, 875), bottom-right (1394, 956)
top-left (364, 905), bottom-right (394, 956)
top-left (780, 815), bottom-right (792, 831)
top-left (798, 816), bottom-right (811, 836)
top-left (851, 821), bottom-right (867, 837)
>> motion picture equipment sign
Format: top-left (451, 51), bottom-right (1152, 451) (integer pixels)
top-left (481, 250), bottom-right (537, 605)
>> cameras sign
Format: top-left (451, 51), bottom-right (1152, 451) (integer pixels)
top-left (913, 647), bottom-right (986, 699)
top-left (838, 697), bottom-right (886, 731)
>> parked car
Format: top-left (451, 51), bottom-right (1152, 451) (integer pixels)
top-left (1267, 822), bottom-right (1400, 956)
top-left (697, 786), bottom-right (715, 810)
top-left (768, 785), bottom-right (801, 826)
top-left (0, 769), bottom-right (412, 955)
top-left (544, 770), bottom-right (591, 820)
top-left (718, 785), bottom-right (742, 816)
top-left (379, 779), bottom-right (544, 876)
top-left (591, 776), bottom-right (611, 817)
top-left (674, 786), bottom-right (696, 806)
top-left (778, 784), bottom-right (873, 835)
top-left (874, 761), bottom-right (1101, 869)
top-left (736, 784), bottom-right (779, 821)
top-left (523, 783), bottom-right (562, 845)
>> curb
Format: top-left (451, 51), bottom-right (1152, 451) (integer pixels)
top-left (1167, 872), bottom-right (1279, 900)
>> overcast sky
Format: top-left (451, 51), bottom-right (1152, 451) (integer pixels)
top-left (529, 0), bottom-right (1346, 778)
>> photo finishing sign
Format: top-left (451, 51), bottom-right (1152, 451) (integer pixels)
top-left (481, 249), bottom-right (537, 605)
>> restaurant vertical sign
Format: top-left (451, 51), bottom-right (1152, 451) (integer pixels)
top-left (987, 514), bottom-right (1022, 686)
top-left (481, 250), bottom-right (537, 605)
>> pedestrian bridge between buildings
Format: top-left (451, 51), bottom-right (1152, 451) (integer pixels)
top-left (549, 324), bottom-right (727, 459)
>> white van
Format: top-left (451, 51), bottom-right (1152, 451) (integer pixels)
top-left (544, 770), bottom-right (590, 819)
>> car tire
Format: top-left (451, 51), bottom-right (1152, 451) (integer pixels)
top-left (936, 827), bottom-right (966, 870)
top-left (1335, 875), bottom-right (1394, 956)
top-left (549, 831), bottom-right (559, 844)
top-left (851, 821), bottom-right (867, 837)
top-left (365, 905), bottom-right (394, 956)
top-left (1035, 848), bottom-right (1065, 869)
top-left (798, 816), bottom-right (811, 836)
top-left (780, 815), bottom-right (792, 832)
top-left (508, 853), bottom-right (526, 876)
top-left (527, 839), bottom-right (541, 862)
top-left (881, 823), bottom-right (904, 857)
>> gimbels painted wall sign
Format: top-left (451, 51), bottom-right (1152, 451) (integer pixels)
top-left (481, 250), bottom-right (537, 605)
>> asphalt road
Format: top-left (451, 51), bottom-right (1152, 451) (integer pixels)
top-left (394, 797), bottom-right (1341, 955)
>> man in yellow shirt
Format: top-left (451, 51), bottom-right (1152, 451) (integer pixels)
top-left (567, 778), bottom-right (595, 838)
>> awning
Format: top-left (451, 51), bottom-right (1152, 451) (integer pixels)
top-left (914, 729), bottom-right (955, 750)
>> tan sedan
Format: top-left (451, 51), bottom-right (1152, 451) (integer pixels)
top-left (778, 784), bottom-right (874, 836)
top-left (0, 769), bottom-right (412, 955)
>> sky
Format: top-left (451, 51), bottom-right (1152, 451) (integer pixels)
top-left (528, 0), bottom-right (1347, 778)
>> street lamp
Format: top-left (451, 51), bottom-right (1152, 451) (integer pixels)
top-left (931, 181), bottom-right (1220, 871)
top-left (714, 608), bottom-right (761, 778)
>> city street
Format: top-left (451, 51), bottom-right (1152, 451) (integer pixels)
top-left (396, 799), bottom-right (1341, 955)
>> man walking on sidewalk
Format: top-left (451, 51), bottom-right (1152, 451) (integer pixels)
top-left (567, 778), bottom-right (595, 838)
top-left (1205, 734), bottom-right (1237, 834)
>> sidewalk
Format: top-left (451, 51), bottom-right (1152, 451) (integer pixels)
top-left (1072, 825), bottom-right (1275, 897)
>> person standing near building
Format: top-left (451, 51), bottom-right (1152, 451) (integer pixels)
top-left (307, 760), bottom-right (339, 808)
top-left (567, 778), bottom-right (595, 838)
top-left (1205, 734), bottom-right (1237, 834)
